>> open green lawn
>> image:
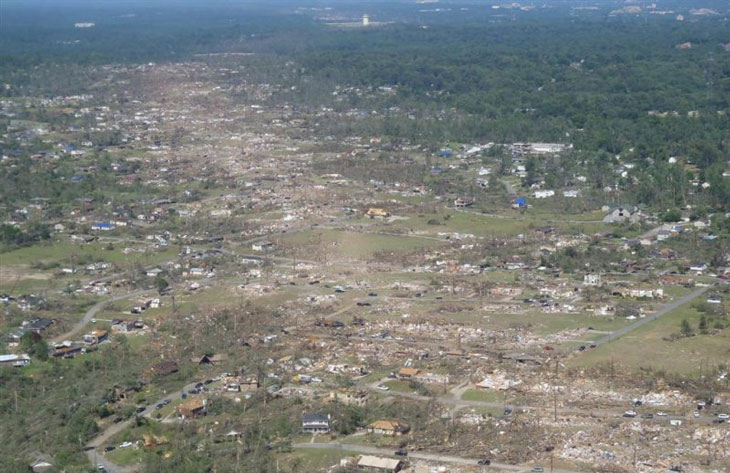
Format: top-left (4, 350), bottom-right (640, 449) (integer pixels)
top-left (105, 446), bottom-right (144, 467)
top-left (568, 302), bottom-right (730, 375)
top-left (382, 380), bottom-right (414, 392)
top-left (282, 447), bottom-right (361, 472)
top-left (461, 389), bottom-right (505, 403)
top-left (0, 240), bottom-right (178, 266)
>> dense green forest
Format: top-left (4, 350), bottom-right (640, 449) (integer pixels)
top-left (6, 0), bottom-right (727, 209)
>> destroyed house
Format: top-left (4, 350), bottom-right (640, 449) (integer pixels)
top-left (144, 360), bottom-right (179, 379)
top-left (357, 455), bottom-right (404, 473)
top-left (178, 399), bottom-right (207, 418)
top-left (366, 420), bottom-right (410, 436)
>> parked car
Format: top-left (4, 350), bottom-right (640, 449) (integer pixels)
top-left (531, 468), bottom-right (544, 472)
top-left (135, 406), bottom-right (146, 414)
top-left (97, 465), bottom-right (107, 473)
top-left (376, 385), bottom-right (389, 391)
top-left (717, 413), bottom-right (729, 420)
top-left (113, 417), bottom-right (124, 423)
top-left (119, 442), bottom-right (133, 448)
top-left (394, 449), bottom-right (408, 456)
top-left (103, 445), bottom-right (115, 452)
top-left (477, 459), bottom-right (491, 465)
top-left (623, 410), bottom-right (637, 418)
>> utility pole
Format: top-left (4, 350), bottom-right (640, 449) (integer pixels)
top-left (633, 442), bottom-right (637, 467)
top-left (550, 451), bottom-right (554, 473)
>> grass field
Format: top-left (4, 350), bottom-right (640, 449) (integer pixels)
top-left (383, 380), bottom-right (414, 392)
top-left (461, 389), bottom-right (505, 403)
top-left (568, 302), bottom-right (730, 375)
top-left (105, 446), bottom-right (144, 467)
top-left (0, 240), bottom-right (178, 266)
top-left (282, 447), bottom-right (361, 472)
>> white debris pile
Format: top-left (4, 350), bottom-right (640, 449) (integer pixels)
top-left (475, 371), bottom-right (522, 391)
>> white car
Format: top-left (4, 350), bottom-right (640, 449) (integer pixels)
top-left (693, 411), bottom-right (700, 418)
top-left (656, 411), bottom-right (667, 417)
top-left (376, 385), bottom-right (389, 391)
top-left (718, 413), bottom-right (729, 420)
top-left (119, 441), bottom-right (133, 448)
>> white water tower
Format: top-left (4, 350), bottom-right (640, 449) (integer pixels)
top-left (362, 14), bottom-right (370, 26)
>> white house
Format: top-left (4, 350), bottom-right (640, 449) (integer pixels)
top-left (0, 354), bottom-right (30, 367)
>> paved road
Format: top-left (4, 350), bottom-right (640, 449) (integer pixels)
top-left (366, 377), bottom-right (718, 425)
top-left (593, 285), bottom-right (712, 347)
top-left (293, 441), bottom-right (580, 473)
top-left (85, 380), bottom-right (202, 472)
top-left (52, 289), bottom-right (153, 344)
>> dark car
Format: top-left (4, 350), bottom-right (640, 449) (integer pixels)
top-left (578, 345), bottom-right (586, 351)
top-left (103, 445), bottom-right (115, 452)
top-left (368, 292), bottom-right (377, 297)
top-left (156, 403), bottom-right (164, 409)
top-left (504, 407), bottom-right (513, 416)
top-left (394, 449), bottom-right (408, 456)
top-left (641, 413), bottom-right (654, 419)
top-left (181, 393), bottom-right (187, 399)
top-left (195, 382), bottom-right (204, 389)
top-left (136, 406), bottom-right (146, 414)
top-left (113, 417), bottom-right (123, 423)
top-left (204, 379), bottom-right (213, 384)
top-left (356, 302), bottom-right (371, 307)
top-left (188, 389), bottom-right (199, 395)
top-left (477, 459), bottom-right (491, 465)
